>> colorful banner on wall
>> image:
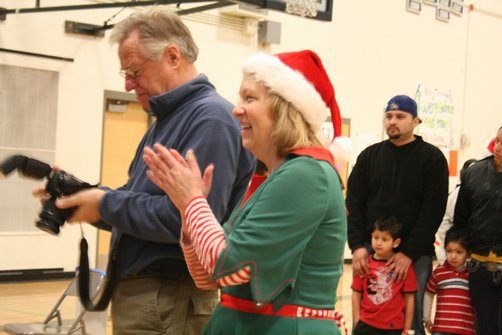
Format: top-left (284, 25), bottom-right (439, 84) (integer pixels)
top-left (415, 85), bottom-right (455, 148)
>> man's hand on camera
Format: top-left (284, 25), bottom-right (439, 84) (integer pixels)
top-left (32, 186), bottom-right (50, 204)
top-left (32, 166), bottom-right (60, 205)
top-left (56, 188), bottom-right (105, 224)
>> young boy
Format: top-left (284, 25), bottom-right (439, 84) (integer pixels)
top-left (423, 226), bottom-right (475, 335)
top-left (352, 216), bottom-right (417, 335)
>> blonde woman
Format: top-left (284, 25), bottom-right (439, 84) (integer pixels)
top-left (144, 50), bottom-right (347, 335)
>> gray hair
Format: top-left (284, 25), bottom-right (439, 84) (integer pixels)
top-left (109, 6), bottom-right (198, 62)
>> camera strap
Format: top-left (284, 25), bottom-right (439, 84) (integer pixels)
top-left (78, 236), bottom-right (118, 311)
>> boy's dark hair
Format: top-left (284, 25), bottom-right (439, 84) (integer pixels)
top-left (373, 216), bottom-right (402, 240)
top-left (445, 225), bottom-right (469, 251)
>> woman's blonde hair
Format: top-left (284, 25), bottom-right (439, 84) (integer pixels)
top-left (267, 91), bottom-right (322, 157)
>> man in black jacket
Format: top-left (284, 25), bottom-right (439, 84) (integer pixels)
top-left (454, 126), bottom-right (502, 335)
top-left (346, 95), bottom-right (449, 335)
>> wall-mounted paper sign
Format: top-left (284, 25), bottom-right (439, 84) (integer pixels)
top-left (415, 85), bottom-right (456, 148)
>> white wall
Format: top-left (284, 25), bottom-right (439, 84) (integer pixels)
top-left (266, 0), bottom-right (500, 180)
top-left (0, 2), bottom-right (122, 271)
top-left (0, 0), bottom-right (501, 270)
top-left (463, 2), bottom-right (502, 161)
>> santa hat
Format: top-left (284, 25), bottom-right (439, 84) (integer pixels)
top-left (242, 50), bottom-right (342, 137)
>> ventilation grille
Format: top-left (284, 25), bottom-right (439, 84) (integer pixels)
top-left (0, 65), bottom-right (58, 233)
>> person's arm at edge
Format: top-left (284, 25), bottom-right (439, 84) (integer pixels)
top-left (346, 151), bottom-right (371, 276)
top-left (402, 292), bottom-right (415, 335)
top-left (346, 151), bottom-right (369, 251)
top-left (435, 187), bottom-right (458, 264)
top-left (423, 291), bottom-right (435, 333)
top-left (351, 290), bottom-right (362, 328)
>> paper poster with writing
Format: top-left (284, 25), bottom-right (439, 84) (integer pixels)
top-left (415, 85), bottom-right (455, 148)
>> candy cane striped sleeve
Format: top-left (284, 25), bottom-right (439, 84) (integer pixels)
top-left (184, 196), bottom-right (250, 287)
top-left (180, 234), bottom-right (218, 290)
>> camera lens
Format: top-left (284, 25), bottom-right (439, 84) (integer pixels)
top-left (36, 200), bottom-right (69, 236)
top-left (35, 219), bottom-right (60, 235)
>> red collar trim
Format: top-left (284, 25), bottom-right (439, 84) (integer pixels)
top-left (290, 147), bottom-right (336, 169)
top-left (241, 147), bottom-right (338, 208)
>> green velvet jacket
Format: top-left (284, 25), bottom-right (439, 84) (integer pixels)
top-left (204, 155), bottom-right (347, 335)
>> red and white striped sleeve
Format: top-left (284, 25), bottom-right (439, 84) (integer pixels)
top-left (183, 196), bottom-right (250, 287)
top-left (180, 234), bottom-right (217, 290)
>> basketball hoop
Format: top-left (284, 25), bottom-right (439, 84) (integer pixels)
top-left (285, 0), bottom-right (318, 17)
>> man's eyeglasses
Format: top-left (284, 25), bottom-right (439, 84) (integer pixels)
top-left (119, 58), bottom-right (152, 80)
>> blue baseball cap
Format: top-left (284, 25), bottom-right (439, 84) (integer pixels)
top-left (385, 95), bottom-right (418, 119)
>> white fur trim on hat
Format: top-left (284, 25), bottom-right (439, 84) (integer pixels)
top-left (242, 53), bottom-right (328, 132)
top-left (328, 136), bottom-right (353, 163)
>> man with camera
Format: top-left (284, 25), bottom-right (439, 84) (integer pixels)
top-left (40, 7), bottom-right (254, 335)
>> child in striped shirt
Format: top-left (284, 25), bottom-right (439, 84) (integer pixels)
top-left (423, 226), bottom-right (475, 335)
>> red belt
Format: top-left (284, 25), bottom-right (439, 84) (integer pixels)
top-left (220, 293), bottom-right (348, 334)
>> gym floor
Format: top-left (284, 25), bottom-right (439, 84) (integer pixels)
top-left (0, 264), bottom-right (354, 335)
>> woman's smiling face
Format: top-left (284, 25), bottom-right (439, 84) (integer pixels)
top-left (232, 76), bottom-right (277, 161)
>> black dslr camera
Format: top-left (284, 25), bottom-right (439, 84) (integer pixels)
top-left (0, 155), bottom-right (95, 235)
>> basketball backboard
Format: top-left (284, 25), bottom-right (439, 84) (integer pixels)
top-left (239, 0), bottom-right (333, 21)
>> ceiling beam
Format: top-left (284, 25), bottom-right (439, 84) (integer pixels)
top-left (0, 0), bottom-right (224, 16)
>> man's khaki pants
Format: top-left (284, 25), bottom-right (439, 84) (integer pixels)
top-left (111, 276), bottom-right (218, 335)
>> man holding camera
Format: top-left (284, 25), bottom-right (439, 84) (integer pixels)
top-left (46, 7), bottom-right (254, 335)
